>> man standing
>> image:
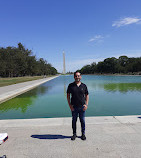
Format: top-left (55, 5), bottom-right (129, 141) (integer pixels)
top-left (67, 71), bottom-right (89, 140)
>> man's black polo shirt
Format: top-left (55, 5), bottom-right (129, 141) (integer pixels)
top-left (67, 82), bottom-right (89, 107)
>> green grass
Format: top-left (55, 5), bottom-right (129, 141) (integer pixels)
top-left (0, 76), bottom-right (53, 87)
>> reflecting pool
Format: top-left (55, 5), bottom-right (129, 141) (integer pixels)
top-left (0, 75), bottom-right (141, 119)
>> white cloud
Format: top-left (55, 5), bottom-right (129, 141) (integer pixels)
top-left (66, 58), bottom-right (105, 72)
top-left (114, 52), bottom-right (141, 58)
top-left (52, 58), bottom-right (105, 73)
top-left (112, 17), bottom-right (141, 27)
top-left (65, 51), bottom-right (141, 72)
top-left (89, 35), bottom-right (104, 42)
top-left (52, 50), bottom-right (141, 73)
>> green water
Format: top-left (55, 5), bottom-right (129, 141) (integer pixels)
top-left (0, 75), bottom-right (141, 119)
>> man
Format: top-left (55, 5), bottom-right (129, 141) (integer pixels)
top-left (67, 71), bottom-right (89, 140)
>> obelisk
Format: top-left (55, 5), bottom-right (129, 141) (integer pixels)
top-left (63, 51), bottom-right (66, 74)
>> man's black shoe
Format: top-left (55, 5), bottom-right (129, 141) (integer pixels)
top-left (81, 134), bottom-right (86, 140)
top-left (71, 134), bottom-right (77, 140)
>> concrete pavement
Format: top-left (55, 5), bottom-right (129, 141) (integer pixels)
top-left (0, 115), bottom-right (141, 158)
top-left (1, 76), bottom-right (141, 157)
top-left (0, 76), bottom-right (59, 104)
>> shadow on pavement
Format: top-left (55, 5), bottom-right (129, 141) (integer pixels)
top-left (31, 134), bottom-right (71, 139)
top-left (0, 156), bottom-right (7, 158)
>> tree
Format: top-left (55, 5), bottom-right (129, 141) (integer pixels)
top-left (103, 57), bottom-right (117, 73)
top-left (80, 55), bottom-right (141, 75)
top-left (0, 43), bottom-right (58, 77)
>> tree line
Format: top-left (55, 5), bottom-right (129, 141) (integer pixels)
top-left (0, 43), bottom-right (57, 77)
top-left (79, 56), bottom-right (141, 75)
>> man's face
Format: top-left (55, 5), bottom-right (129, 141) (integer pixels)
top-left (74, 72), bottom-right (81, 82)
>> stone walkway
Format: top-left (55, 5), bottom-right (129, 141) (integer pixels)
top-left (0, 116), bottom-right (141, 158)
top-left (0, 76), bottom-right (59, 104)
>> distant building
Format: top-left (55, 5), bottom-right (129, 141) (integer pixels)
top-left (63, 51), bottom-right (66, 74)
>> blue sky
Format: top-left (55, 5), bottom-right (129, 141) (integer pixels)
top-left (0, 0), bottom-right (141, 72)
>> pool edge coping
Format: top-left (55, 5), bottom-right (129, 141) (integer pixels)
top-left (0, 75), bottom-right (59, 104)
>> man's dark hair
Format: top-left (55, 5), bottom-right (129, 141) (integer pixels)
top-left (74, 71), bottom-right (81, 77)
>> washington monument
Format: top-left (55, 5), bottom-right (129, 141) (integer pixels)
top-left (63, 51), bottom-right (66, 74)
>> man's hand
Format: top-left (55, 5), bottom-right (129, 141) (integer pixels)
top-left (83, 104), bottom-right (88, 111)
top-left (70, 105), bottom-right (74, 111)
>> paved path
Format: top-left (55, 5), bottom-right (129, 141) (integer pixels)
top-left (0, 115), bottom-right (141, 158)
top-left (0, 76), bottom-right (59, 104)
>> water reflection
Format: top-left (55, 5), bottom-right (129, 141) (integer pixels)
top-left (0, 75), bottom-right (141, 119)
top-left (104, 83), bottom-right (141, 92)
top-left (64, 84), bottom-right (67, 96)
top-left (0, 84), bottom-right (51, 113)
top-left (87, 81), bottom-right (141, 93)
top-left (63, 76), bottom-right (67, 96)
top-left (0, 96), bottom-right (36, 113)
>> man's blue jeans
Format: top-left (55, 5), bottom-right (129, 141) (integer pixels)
top-left (72, 106), bottom-right (85, 135)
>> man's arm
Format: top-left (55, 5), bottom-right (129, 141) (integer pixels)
top-left (85, 94), bottom-right (89, 106)
top-left (67, 93), bottom-right (74, 111)
top-left (83, 94), bottom-right (89, 111)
